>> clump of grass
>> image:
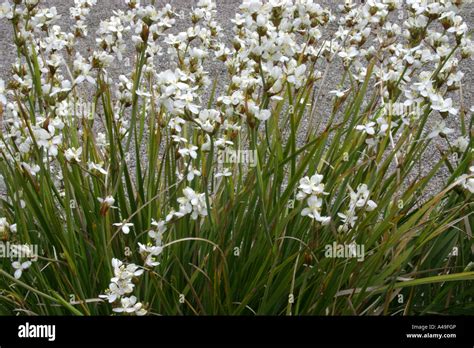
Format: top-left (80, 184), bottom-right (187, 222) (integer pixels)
top-left (0, 0), bottom-right (473, 315)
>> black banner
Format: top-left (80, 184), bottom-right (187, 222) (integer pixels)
top-left (0, 316), bottom-right (472, 346)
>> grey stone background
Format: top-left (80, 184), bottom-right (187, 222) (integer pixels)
top-left (0, 1), bottom-right (473, 198)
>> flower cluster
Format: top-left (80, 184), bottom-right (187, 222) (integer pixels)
top-left (296, 173), bottom-right (330, 225)
top-left (175, 187), bottom-right (209, 221)
top-left (356, 117), bottom-right (390, 147)
top-left (203, 0), bottom-right (336, 172)
top-left (99, 258), bottom-right (146, 316)
top-left (333, 0), bottom-right (473, 161)
top-left (138, 219), bottom-right (166, 268)
top-left (70, 0), bottom-right (97, 37)
top-left (337, 184), bottom-right (378, 233)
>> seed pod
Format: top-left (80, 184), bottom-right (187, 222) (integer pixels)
top-left (141, 24), bottom-right (150, 43)
top-left (127, 0), bottom-right (137, 9)
top-left (304, 251), bottom-right (313, 266)
top-left (0, 229), bottom-right (9, 242)
top-left (42, 117), bottom-right (50, 130)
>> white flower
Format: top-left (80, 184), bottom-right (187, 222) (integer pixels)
top-left (459, 166), bottom-right (474, 194)
top-left (428, 121), bottom-right (455, 139)
top-left (447, 71), bottom-right (464, 87)
top-left (337, 211), bottom-right (358, 230)
top-left (464, 178), bottom-right (474, 194)
top-left (287, 64), bottom-right (307, 89)
top-left (98, 196), bottom-right (115, 207)
top-left (301, 196), bottom-right (331, 225)
top-left (186, 168), bottom-right (201, 181)
top-left (88, 162), bottom-right (108, 175)
top-left (297, 174), bottom-right (327, 199)
top-left (215, 168), bottom-right (232, 178)
top-left (431, 97), bottom-right (458, 116)
top-left (174, 92), bottom-right (200, 114)
top-left (64, 147), bottom-right (82, 162)
top-left (329, 89), bottom-right (349, 98)
top-left (197, 109), bottom-right (220, 133)
top-left (338, 46), bottom-right (359, 61)
top-left (92, 51), bottom-right (114, 68)
top-left (49, 80), bottom-right (73, 98)
top-left (34, 128), bottom-right (62, 157)
top-left (356, 122), bottom-right (376, 136)
top-left (73, 54), bottom-right (96, 85)
top-left (453, 137), bottom-right (469, 153)
top-left (149, 219), bottom-right (166, 243)
top-left (26, 0), bottom-right (39, 6)
top-left (99, 282), bottom-right (126, 303)
top-left (178, 145), bottom-right (198, 159)
top-left (414, 77), bottom-right (437, 101)
top-left (113, 221), bottom-right (134, 234)
top-left (12, 260), bottom-right (32, 279)
top-left (165, 209), bottom-right (186, 222)
top-left (254, 109), bottom-right (271, 122)
top-left (241, 0), bottom-right (264, 14)
top-left (111, 259), bottom-right (144, 281)
top-left (351, 184), bottom-right (377, 211)
top-left (113, 296), bottom-right (147, 316)
top-left (0, 1), bottom-right (13, 20)
top-left (172, 136), bottom-right (188, 144)
top-left (138, 242), bottom-right (163, 267)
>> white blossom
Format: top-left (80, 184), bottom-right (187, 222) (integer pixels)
top-left (12, 260), bottom-right (32, 279)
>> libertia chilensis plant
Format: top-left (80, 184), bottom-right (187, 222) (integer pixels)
top-left (0, 0), bottom-right (473, 315)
